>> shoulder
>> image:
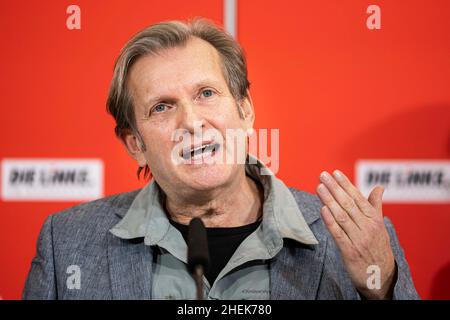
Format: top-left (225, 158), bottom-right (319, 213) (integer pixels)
top-left (286, 186), bottom-right (337, 247)
top-left (287, 187), bottom-right (349, 278)
top-left (288, 187), bottom-right (323, 225)
top-left (48, 188), bottom-right (141, 244)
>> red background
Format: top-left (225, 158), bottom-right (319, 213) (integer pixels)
top-left (0, 0), bottom-right (449, 299)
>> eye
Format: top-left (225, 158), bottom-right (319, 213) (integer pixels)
top-left (152, 103), bottom-right (167, 114)
top-left (201, 89), bottom-right (214, 98)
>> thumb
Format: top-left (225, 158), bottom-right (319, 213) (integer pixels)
top-left (368, 185), bottom-right (384, 212)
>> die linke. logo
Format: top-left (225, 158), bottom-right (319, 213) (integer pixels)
top-left (356, 160), bottom-right (450, 203)
top-left (1, 159), bottom-right (103, 201)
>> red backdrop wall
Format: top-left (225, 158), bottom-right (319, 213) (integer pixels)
top-left (0, 0), bottom-right (449, 299)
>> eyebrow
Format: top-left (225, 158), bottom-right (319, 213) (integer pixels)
top-left (143, 78), bottom-right (225, 107)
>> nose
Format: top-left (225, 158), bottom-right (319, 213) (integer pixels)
top-left (177, 100), bottom-right (205, 134)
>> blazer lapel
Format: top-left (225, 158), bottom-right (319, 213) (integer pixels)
top-left (107, 232), bottom-right (153, 299)
top-left (270, 234), bottom-right (327, 299)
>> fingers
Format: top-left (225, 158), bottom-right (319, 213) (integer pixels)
top-left (331, 170), bottom-right (376, 217)
top-left (318, 172), bottom-right (366, 226)
top-left (317, 183), bottom-right (363, 239)
top-left (320, 205), bottom-right (351, 248)
top-left (368, 185), bottom-right (384, 212)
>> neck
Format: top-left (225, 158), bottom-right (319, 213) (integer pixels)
top-left (164, 171), bottom-right (263, 228)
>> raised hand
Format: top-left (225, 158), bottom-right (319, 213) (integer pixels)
top-left (316, 170), bottom-right (397, 299)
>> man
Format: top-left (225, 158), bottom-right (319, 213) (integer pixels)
top-left (23, 19), bottom-right (419, 299)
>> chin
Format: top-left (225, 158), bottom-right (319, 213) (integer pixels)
top-left (179, 163), bottom-right (235, 191)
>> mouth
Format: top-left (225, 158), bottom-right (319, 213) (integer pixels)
top-left (181, 142), bottom-right (221, 162)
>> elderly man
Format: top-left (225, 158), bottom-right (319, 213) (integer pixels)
top-left (23, 19), bottom-right (419, 300)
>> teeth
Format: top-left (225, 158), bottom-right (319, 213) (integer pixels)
top-left (180, 143), bottom-right (221, 161)
top-left (191, 145), bottom-right (204, 158)
top-left (196, 145), bottom-right (211, 157)
top-left (203, 144), bottom-right (215, 153)
top-left (182, 143), bottom-right (219, 161)
top-left (193, 146), bottom-right (203, 152)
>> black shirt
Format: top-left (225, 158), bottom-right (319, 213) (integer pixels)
top-left (169, 219), bottom-right (262, 286)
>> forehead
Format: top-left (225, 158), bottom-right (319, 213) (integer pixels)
top-left (127, 37), bottom-right (227, 102)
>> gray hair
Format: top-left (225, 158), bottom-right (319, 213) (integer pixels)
top-left (106, 18), bottom-right (250, 180)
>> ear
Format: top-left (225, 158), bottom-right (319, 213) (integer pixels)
top-left (121, 130), bottom-right (147, 167)
top-left (239, 90), bottom-right (255, 130)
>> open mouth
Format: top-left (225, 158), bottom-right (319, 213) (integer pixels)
top-left (181, 142), bottom-right (221, 162)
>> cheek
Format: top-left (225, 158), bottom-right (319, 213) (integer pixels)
top-left (141, 126), bottom-right (174, 155)
top-left (207, 100), bottom-right (242, 125)
top-left (208, 110), bottom-right (244, 132)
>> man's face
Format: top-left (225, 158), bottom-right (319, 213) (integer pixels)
top-left (125, 37), bottom-right (254, 196)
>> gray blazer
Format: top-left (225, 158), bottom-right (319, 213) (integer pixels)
top-left (22, 188), bottom-right (420, 299)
